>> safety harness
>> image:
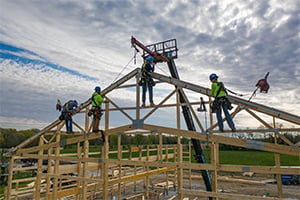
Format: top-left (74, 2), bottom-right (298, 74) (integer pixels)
top-left (141, 63), bottom-right (148, 78)
top-left (139, 63), bottom-right (156, 87)
top-left (211, 82), bottom-right (233, 112)
top-left (91, 95), bottom-right (100, 107)
top-left (89, 94), bottom-right (103, 118)
top-left (215, 82), bottom-right (227, 97)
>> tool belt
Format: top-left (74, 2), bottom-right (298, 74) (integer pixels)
top-left (59, 111), bottom-right (73, 120)
top-left (88, 106), bottom-right (103, 118)
top-left (139, 76), bottom-right (155, 87)
top-left (211, 97), bottom-right (233, 113)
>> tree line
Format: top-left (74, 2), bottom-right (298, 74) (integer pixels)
top-left (1, 128), bottom-right (299, 151)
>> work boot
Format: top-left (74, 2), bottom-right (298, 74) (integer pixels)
top-left (150, 102), bottom-right (155, 107)
top-left (141, 103), bottom-right (146, 108)
top-left (219, 128), bottom-right (224, 132)
top-left (231, 128), bottom-right (236, 132)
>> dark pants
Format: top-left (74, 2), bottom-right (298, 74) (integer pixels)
top-left (215, 98), bottom-right (235, 130)
top-left (142, 81), bottom-right (153, 104)
top-left (64, 112), bottom-right (72, 133)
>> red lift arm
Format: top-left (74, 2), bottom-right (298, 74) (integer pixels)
top-left (131, 36), bottom-right (158, 58)
top-left (131, 36), bottom-right (178, 63)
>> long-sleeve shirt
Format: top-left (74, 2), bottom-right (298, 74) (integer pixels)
top-left (63, 100), bottom-right (78, 112)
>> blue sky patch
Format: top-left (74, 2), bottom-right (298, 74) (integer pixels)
top-left (0, 42), bottom-right (98, 81)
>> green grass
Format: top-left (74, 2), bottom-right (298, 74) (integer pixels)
top-left (105, 147), bottom-right (299, 166)
top-left (200, 150), bottom-right (300, 166)
top-left (59, 145), bottom-right (299, 166)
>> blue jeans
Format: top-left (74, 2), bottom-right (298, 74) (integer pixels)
top-left (216, 103), bottom-right (235, 130)
top-left (142, 81), bottom-right (153, 104)
top-left (64, 113), bottom-right (73, 133)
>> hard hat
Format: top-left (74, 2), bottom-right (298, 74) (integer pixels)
top-left (209, 73), bottom-right (218, 80)
top-left (146, 56), bottom-right (154, 63)
top-left (95, 86), bottom-right (101, 91)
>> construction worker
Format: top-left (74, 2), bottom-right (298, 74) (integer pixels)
top-left (140, 55), bottom-right (156, 107)
top-left (60, 100), bottom-right (78, 133)
top-left (209, 73), bottom-right (236, 132)
top-left (90, 86), bottom-right (104, 133)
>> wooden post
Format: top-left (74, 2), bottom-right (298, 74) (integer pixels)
top-left (102, 100), bottom-right (110, 200)
top-left (165, 145), bottom-right (169, 192)
top-left (176, 88), bottom-right (183, 200)
top-left (146, 145), bottom-right (150, 199)
top-left (6, 156), bottom-right (15, 200)
top-left (188, 141), bottom-right (192, 189)
top-left (117, 134), bottom-right (122, 200)
top-left (177, 136), bottom-right (183, 200)
top-left (134, 162), bottom-right (137, 192)
top-left (102, 141), bottom-right (109, 199)
top-left (34, 136), bottom-right (44, 199)
top-left (76, 142), bottom-right (82, 200)
top-left (81, 137), bottom-right (89, 199)
top-left (159, 134), bottom-right (163, 161)
top-left (139, 145), bottom-right (142, 160)
top-left (52, 131), bottom-right (61, 200)
top-left (211, 142), bottom-right (219, 200)
top-left (45, 146), bottom-right (53, 199)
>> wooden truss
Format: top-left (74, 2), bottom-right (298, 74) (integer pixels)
top-left (4, 67), bottom-right (300, 200)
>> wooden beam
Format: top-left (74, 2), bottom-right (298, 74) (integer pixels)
top-left (143, 124), bottom-right (300, 156)
top-left (108, 167), bottom-right (173, 185)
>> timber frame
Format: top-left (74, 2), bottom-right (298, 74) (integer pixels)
top-left (3, 67), bottom-right (300, 200)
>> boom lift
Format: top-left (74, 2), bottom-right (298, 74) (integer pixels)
top-left (131, 36), bottom-right (213, 193)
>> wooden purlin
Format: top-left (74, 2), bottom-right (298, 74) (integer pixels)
top-left (149, 71), bottom-right (300, 125)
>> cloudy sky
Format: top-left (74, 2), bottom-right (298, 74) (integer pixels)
top-left (0, 0), bottom-right (299, 131)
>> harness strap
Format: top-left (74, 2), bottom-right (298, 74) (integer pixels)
top-left (226, 88), bottom-right (244, 97)
top-left (63, 102), bottom-right (70, 111)
top-left (141, 63), bottom-right (147, 77)
top-left (216, 82), bottom-right (244, 97)
top-left (215, 82), bottom-right (227, 97)
top-left (91, 95), bottom-right (100, 107)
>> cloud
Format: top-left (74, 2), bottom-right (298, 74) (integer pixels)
top-left (0, 0), bottom-right (299, 130)
top-left (0, 116), bottom-right (49, 130)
